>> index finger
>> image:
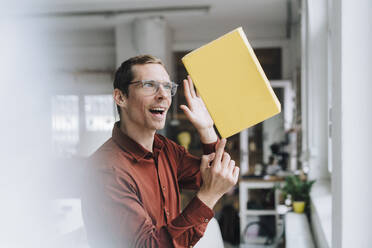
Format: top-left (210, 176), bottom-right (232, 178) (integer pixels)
top-left (213, 138), bottom-right (226, 168)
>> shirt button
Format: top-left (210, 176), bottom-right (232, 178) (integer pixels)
top-left (162, 186), bottom-right (166, 191)
top-left (204, 218), bottom-right (209, 223)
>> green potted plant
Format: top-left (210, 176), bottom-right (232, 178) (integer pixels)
top-left (277, 175), bottom-right (315, 213)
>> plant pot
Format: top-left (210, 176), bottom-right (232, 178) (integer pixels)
top-left (293, 201), bottom-right (305, 213)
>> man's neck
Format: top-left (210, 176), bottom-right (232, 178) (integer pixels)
top-left (119, 122), bottom-right (155, 152)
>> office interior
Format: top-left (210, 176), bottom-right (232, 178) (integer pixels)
top-left (1, 0), bottom-right (371, 247)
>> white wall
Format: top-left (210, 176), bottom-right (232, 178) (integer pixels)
top-left (332, 0), bottom-right (372, 247)
top-left (303, 0), bottom-right (372, 247)
top-left (49, 28), bottom-right (116, 72)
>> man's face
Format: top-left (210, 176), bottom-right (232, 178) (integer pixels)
top-left (122, 63), bottom-right (172, 132)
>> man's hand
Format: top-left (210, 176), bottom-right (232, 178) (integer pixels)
top-left (180, 76), bottom-right (217, 144)
top-left (197, 139), bottom-right (240, 209)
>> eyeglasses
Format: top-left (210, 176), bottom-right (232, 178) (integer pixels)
top-left (128, 80), bottom-right (179, 96)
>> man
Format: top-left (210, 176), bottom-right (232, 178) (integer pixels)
top-left (82, 55), bottom-right (239, 247)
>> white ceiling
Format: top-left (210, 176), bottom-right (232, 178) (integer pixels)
top-left (30, 0), bottom-right (292, 41)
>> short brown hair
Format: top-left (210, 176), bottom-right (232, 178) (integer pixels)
top-left (113, 55), bottom-right (164, 117)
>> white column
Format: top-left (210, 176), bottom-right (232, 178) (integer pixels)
top-left (302, 0), bottom-right (329, 180)
top-left (115, 17), bottom-right (174, 76)
top-left (115, 22), bottom-right (137, 67)
top-left (332, 0), bottom-right (372, 247)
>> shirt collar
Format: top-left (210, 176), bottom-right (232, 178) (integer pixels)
top-left (112, 121), bottom-right (164, 162)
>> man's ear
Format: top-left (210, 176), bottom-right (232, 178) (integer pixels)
top-left (113, 88), bottom-right (127, 108)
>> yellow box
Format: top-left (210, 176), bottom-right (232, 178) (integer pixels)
top-left (182, 27), bottom-right (281, 138)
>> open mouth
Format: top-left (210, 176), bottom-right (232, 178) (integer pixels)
top-left (149, 107), bottom-right (166, 118)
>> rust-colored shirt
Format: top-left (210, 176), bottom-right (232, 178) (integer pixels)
top-left (82, 122), bottom-right (216, 248)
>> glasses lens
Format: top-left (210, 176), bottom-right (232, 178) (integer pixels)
top-left (171, 83), bottom-right (178, 96)
top-left (141, 81), bottom-right (157, 95)
top-left (138, 80), bottom-right (178, 96)
top-left (156, 81), bottom-right (177, 96)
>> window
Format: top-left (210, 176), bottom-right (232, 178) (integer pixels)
top-left (85, 95), bottom-right (115, 132)
top-left (52, 94), bottom-right (116, 157)
top-left (52, 95), bottom-right (79, 157)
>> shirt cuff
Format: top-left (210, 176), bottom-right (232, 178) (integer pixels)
top-left (181, 196), bottom-right (214, 225)
top-left (202, 140), bottom-right (218, 155)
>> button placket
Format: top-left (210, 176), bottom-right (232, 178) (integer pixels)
top-left (164, 207), bottom-right (170, 216)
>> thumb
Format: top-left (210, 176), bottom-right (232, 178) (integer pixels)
top-left (200, 153), bottom-right (215, 172)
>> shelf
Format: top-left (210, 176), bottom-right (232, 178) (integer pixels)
top-left (241, 210), bottom-right (277, 216)
top-left (243, 236), bottom-right (268, 245)
top-left (239, 180), bottom-right (283, 244)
